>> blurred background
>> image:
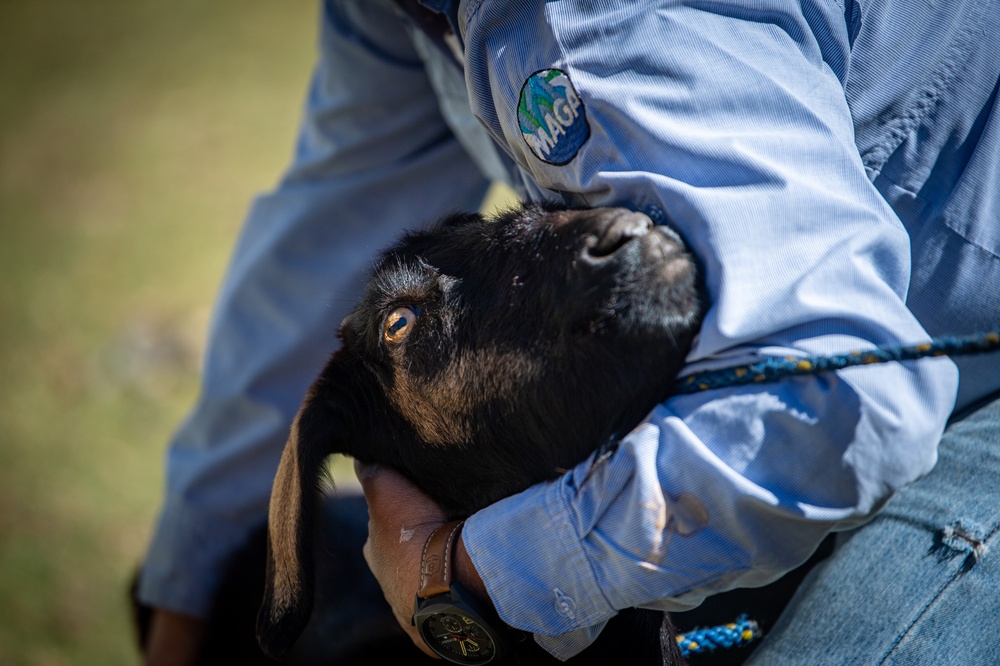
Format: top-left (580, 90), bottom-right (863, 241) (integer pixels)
top-left (2, 2), bottom-right (327, 664)
top-left (0, 2), bottom-right (516, 663)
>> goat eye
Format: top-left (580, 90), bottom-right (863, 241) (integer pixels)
top-left (383, 306), bottom-right (419, 343)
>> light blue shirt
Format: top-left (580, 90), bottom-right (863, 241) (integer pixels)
top-left (139, 0), bottom-right (1000, 660)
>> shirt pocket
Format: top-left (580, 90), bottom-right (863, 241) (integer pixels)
top-left (847, 0), bottom-right (999, 253)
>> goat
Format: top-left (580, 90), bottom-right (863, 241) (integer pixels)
top-left (256, 202), bottom-right (706, 664)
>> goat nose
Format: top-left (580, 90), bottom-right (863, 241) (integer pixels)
top-left (585, 210), bottom-right (654, 258)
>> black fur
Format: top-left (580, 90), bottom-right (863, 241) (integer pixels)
top-left (257, 203), bottom-right (706, 664)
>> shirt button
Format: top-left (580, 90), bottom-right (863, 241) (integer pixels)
top-left (553, 587), bottom-right (577, 620)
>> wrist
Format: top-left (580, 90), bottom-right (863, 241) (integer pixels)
top-left (454, 535), bottom-right (491, 608)
top-left (413, 521), bottom-right (510, 664)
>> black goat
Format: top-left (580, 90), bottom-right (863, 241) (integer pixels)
top-left (257, 203), bottom-right (706, 664)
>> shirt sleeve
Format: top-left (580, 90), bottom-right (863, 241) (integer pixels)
top-left (458, 0), bottom-right (959, 659)
top-left (137, 0), bottom-right (490, 616)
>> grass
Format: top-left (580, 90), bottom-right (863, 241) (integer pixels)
top-left (0, 2), bottom-right (318, 664)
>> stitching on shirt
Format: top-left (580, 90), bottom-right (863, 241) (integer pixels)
top-left (464, 0), bottom-right (485, 27)
top-left (860, 3), bottom-right (988, 175)
top-left (549, 481), bottom-right (616, 623)
top-left (872, 172), bottom-right (1000, 262)
top-left (557, 452), bottom-right (753, 624)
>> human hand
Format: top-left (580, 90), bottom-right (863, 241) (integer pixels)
top-left (356, 461), bottom-right (497, 659)
top-left (355, 460), bottom-right (448, 658)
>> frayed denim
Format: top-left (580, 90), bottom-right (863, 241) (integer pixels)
top-left (746, 394), bottom-right (1000, 665)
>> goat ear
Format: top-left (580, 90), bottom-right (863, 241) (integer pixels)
top-left (256, 355), bottom-right (357, 658)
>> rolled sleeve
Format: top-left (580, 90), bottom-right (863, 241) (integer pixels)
top-left (460, 0), bottom-right (960, 658)
top-left (138, 0), bottom-right (490, 615)
top-left (466, 355), bottom-right (956, 660)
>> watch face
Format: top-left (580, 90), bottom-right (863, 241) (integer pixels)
top-left (419, 610), bottom-right (498, 664)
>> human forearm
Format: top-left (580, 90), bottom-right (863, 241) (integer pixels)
top-left (463, 344), bottom-right (956, 661)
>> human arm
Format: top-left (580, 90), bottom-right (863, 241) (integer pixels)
top-left (137, 0), bottom-right (490, 633)
top-left (450, 0), bottom-right (958, 658)
top-left (355, 461), bottom-right (494, 661)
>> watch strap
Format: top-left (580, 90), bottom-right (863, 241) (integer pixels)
top-left (417, 520), bottom-right (464, 600)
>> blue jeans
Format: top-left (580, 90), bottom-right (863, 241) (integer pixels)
top-left (745, 395), bottom-right (1000, 665)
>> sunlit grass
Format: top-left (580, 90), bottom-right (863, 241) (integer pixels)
top-left (0, 3), bottom-right (523, 664)
top-left (0, 2), bottom-right (317, 664)
top-left (0, 2), bottom-right (521, 664)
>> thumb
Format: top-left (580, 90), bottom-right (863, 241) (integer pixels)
top-left (354, 460), bottom-right (447, 525)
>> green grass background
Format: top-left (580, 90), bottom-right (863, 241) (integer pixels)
top-left (0, 3), bottom-right (516, 663)
top-left (0, 3), bottom-right (320, 663)
top-left (3, 2), bottom-right (409, 664)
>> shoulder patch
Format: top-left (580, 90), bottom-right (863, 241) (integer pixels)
top-left (518, 69), bottom-right (590, 166)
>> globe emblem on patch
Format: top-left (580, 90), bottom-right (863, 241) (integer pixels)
top-left (518, 69), bottom-right (590, 166)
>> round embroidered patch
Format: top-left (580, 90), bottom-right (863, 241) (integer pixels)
top-left (518, 69), bottom-right (590, 166)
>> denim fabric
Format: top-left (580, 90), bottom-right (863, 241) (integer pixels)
top-left (746, 395), bottom-right (1000, 665)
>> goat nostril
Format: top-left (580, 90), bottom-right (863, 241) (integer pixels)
top-left (587, 212), bottom-right (653, 258)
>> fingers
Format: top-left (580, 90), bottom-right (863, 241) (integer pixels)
top-left (354, 461), bottom-right (447, 526)
top-left (353, 458), bottom-right (375, 483)
top-left (392, 605), bottom-right (442, 660)
top-left (363, 529), bottom-right (441, 660)
top-left (362, 536), bottom-right (372, 568)
top-left (354, 459), bottom-right (447, 659)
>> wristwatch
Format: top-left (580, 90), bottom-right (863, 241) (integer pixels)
top-left (412, 520), bottom-right (509, 664)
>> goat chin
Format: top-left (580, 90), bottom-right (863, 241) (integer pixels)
top-left (258, 203), bottom-right (705, 665)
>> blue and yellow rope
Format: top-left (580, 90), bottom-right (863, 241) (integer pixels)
top-left (665, 332), bottom-right (998, 657)
top-left (675, 331), bottom-right (1000, 395)
top-left (677, 615), bottom-right (761, 658)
